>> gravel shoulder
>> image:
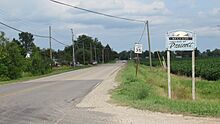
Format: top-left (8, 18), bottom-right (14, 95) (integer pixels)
top-left (76, 63), bottom-right (220, 124)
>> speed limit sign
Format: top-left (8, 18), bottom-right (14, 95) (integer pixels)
top-left (134, 43), bottom-right (143, 54)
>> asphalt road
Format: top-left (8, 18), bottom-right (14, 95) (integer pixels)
top-left (0, 63), bottom-right (123, 124)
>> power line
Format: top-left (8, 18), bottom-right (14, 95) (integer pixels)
top-left (0, 20), bottom-right (68, 46)
top-left (0, 21), bottom-right (49, 38)
top-left (0, 21), bottom-right (24, 33)
top-left (138, 22), bottom-right (147, 43)
top-left (0, 8), bottom-right (49, 27)
top-left (51, 37), bottom-right (68, 46)
top-left (49, 0), bottom-right (146, 23)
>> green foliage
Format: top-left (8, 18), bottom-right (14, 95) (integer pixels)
top-left (75, 48), bottom-right (90, 64)
top-left (18, 32), bottom-right (35, 57)
top-left (54, 35), bottom-right (118, 65)
top-left (5, 42), bottom-right (24, 79)
top-left (112, 62), bottom-right (220, 117)
top-left (0, 31), bottom-right (52, 81)
top-left (30, 47), bottom-right (51, 75)
top-left (141, 58), bottom-right (220, 81)
top-left (0, 32), bottom-right (24, 80)
top-left (117, 77), bottom-right (150, 100)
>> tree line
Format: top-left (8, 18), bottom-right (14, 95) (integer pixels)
top-left (119, 49), bottom-right (220, 60)
top-left (0, 32), bottom-right (118, 81)
top-left (53, 35), bottom-right (118, 65)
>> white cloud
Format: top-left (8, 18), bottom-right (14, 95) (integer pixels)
top-left (176, 0), bottom-right (196, 8)
top-left (79, 0), bottom-right (170, 15)
top-left (0, 0), bottom-right (219, 51)
top-left (194, 26), bottom-right (220, 37)
top-left (211, 8), bottom-right (220, 16)
top-left (198, 8), bottom-right (220, 18)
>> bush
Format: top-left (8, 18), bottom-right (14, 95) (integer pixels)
top-left (118, 81), bottom-right (150, 100)
top-left (30, 49), bottom-right (51, 75)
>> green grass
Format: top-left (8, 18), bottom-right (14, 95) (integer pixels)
top-left (112, 61), bottom-right (220, 117)
top-left (0, 65), bottom-right (91, 86)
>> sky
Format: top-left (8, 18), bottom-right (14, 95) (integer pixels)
top-left (0, 0), bottom-right (219, 52)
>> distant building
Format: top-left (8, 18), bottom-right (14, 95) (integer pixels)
top-left (26, 53), bottom-right (31, 58)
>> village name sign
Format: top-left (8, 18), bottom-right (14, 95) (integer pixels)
top-left (166, 30), bottom-right (197, 100)
top-left (166, 30), bottom-right (196, 51)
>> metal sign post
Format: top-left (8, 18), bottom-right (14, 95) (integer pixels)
top-left (134, 43), bottom-right (143, 78)
top-left (166, 30), bottom-right (196, 100)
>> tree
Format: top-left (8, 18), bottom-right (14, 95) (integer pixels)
top-left (104, 44), bottom-right (111, 62)
top-left (30, 47), bottom-right (51, 75)
top-left (5, 42), bottom-right (24, 79)
top-left (0, 32), bottom-right (9, 80)
top-left (75, 48), bottom-right (90, 64)
top-left (0, 33), bottom-right (24, 80)
top-left (119, 51), bottom-right (129, 60)
top-left (19, 32), bottom-right (35, 57)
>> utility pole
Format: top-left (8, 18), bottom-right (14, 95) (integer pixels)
top-left (71, 28), bottom-right (76, 67)
top-left (49, 26), bottom-right (52, 68)
top-left (49, 26), bottom-right (52, 60)
top-left (102, 48), bottom-right (104, 64)
top-left (146, 21), bottom-right (152, 69)
top-left (83, 41), bottom-right (85, 65)
top-left (90, 43), bottom-right (93, 63)
top-left (94, 45), bottom-right (97, 62)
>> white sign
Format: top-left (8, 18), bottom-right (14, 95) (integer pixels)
top-left (166, 30), bottom-right (196, 51)
top-left (134, 43), bottom-right (143, 54)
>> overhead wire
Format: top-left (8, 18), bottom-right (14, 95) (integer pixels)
top-left (49, 0), bottom-right (148, 48)
top-left (0, 20), bottom-right (67, 46)
top-left (49, 0), bottom-right (146, 24)
top-left (51, 37), bottom-right (68, 46)
top-left (0, 8), bottom-right (49, 27)
top-left (1, 1), bottom-right (149, 48)
top-left (138, 21), bottom-right (147, 43)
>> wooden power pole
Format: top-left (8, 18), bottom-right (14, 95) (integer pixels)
top-left (49, 26), bottom-right (52, 60)
top-left (94, 45), bottom-right (97, 62)
top-left (102, 48), bottom-right (104, 64)
top-left (146, 21), bottom-right (152, 69)
top-left (71, 28), bottom-right (76, 67)
top-left (90, 43), bottom-right (93, 63)
top-left (83, 41), bottom-right (85, 65)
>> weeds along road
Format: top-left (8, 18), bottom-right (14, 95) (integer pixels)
top-left (0, 63), bottom-right (124, 124)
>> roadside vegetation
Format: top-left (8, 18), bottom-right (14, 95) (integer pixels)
top-left (141, 58), bottom-right (220, 81)
top-left (119, 50), bottom-right (220, 81)
top-left (0, 31), bottom-right (118, 83)
top-left (112, 61), bottom-right (220, 117)
top-left (0, 65), bottom-right (90, 86)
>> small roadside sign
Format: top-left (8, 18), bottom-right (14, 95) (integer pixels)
top-left (134, 43), bottom-right (143, 54)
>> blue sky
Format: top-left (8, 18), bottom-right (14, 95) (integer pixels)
top-left (0, 0), bottom-right (219, 52)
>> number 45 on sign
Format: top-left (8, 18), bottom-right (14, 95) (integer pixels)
top-left (135, 43), bottom-right (143, 54)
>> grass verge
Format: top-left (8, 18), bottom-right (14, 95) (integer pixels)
top-left (112, 61), bottom-right (220, 117)
top-left (0, 65), bottom-right (91, 86)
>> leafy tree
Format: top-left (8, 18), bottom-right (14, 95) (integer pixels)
top-left (0, 32), bottom-right (8, 80)
top-left (119, 51), bottom-right (129, 60)
top-left (30, 47), bottom-right (51, 75)
top-left (5, 42), bottom-right (24, 79)
top-left (75, 48), bottom-right (90, 64)
top-left (19, 32), bottom-right (35, 57)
